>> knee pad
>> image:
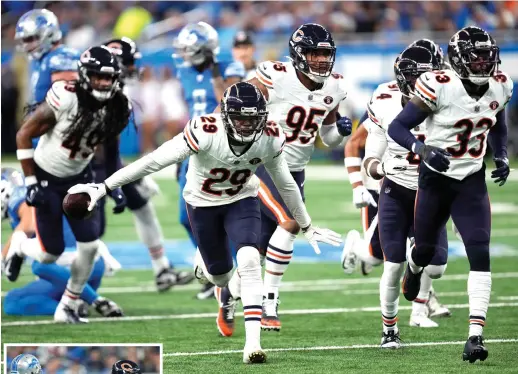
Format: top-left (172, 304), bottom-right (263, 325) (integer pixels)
top-left (425, 264), bottom-right (447, 279)
top-left (381, 261), bottom-right (405, 286)
top-left (237, 246), bottom-right (261, 270)
top-left (210, 270), bottom-right (234, 287)
top-left (77, 240), bottom-right (100, 259)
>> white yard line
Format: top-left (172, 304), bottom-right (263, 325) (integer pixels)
top-left (3, 302), bottom-right (518, 327)
top-left (164, 338), bottom-right (518, 357)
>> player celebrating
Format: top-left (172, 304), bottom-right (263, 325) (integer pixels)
top-left (10, 353), bottom-right (42, 374)
top-left (1, 167), bottom-right (123, 318)
top-left (362, 47), bottom-right (451, 347)
top-left (68, 82), bottom-right (342, 363)
top-left (215, 23), bottom-right (351, 334)
top-left (102, 37), bottom-right (195, 291)
top-left (112, 359), bottom-right (141, 374)
top-left (387, 26), bottom-right (513, 362)
top-left (10, 45), bottom-right (131, 323)
top-left (173, 21), bottom-right (245, 299)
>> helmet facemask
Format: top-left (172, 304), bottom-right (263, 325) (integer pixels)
top-left (224, 110), bottom-right (267, 144)
top-left (459, 46), bottom-right (500, 85)
top-left (80, 69), bottom-right (120, 101)
top-left (295, 45), bottom-right (335, 83)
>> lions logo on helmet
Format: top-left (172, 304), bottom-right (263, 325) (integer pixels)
top-left (112, 359), bottom-right (142, 374)
top-left (10, 354), bottom-right (42, 374)
top-left (15, 9), bottom-right (62, 60)
top-left (173, 22), bottom-right (219, 66)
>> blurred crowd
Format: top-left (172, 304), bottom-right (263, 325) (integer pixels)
top-left (6, 345), bottom-right (160, 374)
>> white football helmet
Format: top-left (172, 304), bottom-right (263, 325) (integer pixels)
top-left (1, 167), bottom-right (25, 220)
top-left (172, 22), bottom-right (219, 65)
top-left (10, 354), bottom-right (42, 374)
top-left (15, 9), bottom-right (62, 60)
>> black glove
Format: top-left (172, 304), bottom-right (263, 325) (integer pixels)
top-left (336, 112), bottom-right (353, 137)
top-left (26, 183), bottom-right (46, 207)
top-left (491, 157), bottom-right (510, 186)
top-left (109, 187), bottom-right (126, 214)
top-left (415, 143), bottom-right (451, 172)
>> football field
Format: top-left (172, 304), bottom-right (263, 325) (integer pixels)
top-left (2, 165), bottom-right (518, 373)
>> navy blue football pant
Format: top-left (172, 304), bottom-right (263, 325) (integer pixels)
top-left (3, 258), bottom-right (104, 316)
top-left (34, 164), bottom-right (100, 256)
top-left (178, 159), bottom-right (197, 247)
top-left (413, 163), bottom-right (490, 271)
top-left (378, 177), bottom-right (448, 264)
top-left (185, 197), bottom-right (261, 276)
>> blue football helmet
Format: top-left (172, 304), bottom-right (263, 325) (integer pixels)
top-left (221, 82), bottom-right (268, 144)
top-left (10, 354), bottom-right (42, 374)
top-left (172, 21), bottom-right (219, 66)
top-left (1, 168), bottom-right (25, 220)
top-left (15, 9), bottom-right (62, 60)
top-left (112, 359), bottom-right (142, 374)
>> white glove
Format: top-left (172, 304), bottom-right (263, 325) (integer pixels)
top-left (67, 183), bottom-right (108, 211)
top-left (379, 157), bottom-right (409, 176)
top-left (352, 185), bottom-right (377, 209)
top-left (302, 225), bottom-right (343, 255)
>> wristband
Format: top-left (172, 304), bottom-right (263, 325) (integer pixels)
top-left (348, 171), bottom-right (363, 184)
top-left (344, 157), bottom-right (362, 167)
top-left (16, 149), bottom-right (35, 160)
top-left (25, 175), bottom-right (38, 186)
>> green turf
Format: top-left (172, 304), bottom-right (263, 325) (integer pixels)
top-left (2, 176), bottom-right (518, 373)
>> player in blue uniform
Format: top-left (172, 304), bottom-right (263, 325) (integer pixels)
top-left (1, 167), bottom-right (123, 317)
top-left (173, 21), bottom-right (245, 299)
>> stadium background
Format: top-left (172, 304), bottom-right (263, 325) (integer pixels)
top-left (2, 2), bottom-right (518, 372)
top-left (5, 345), bottom-right (160, 373)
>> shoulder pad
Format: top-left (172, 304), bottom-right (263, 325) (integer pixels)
top-left (366, 86), bottom-right (400, 129)
top-left (222, 60), bottom-right (245, 79)
top-left (45, 81), bottom-right (77, 117)
top-left (327, 72), bottom-right (348, 101)
top-left (48, 51), bottom-right (79, 73)
top-left (183, 114), bottom-right (221, 153)
top-left (414, 70), bottom-right (448, 111)
top-left (256, 60), bottom-right (289, 90)
top-left (493, 71), bottom-right (514, 107)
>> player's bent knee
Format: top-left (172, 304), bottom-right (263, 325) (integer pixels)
top-left (425, 264), bottom-right (447, 279)
top-left (77, 240), bottom-right (100, 257)
top-left (237, 246), bottom-right (261, 269)
top-left (280, 220), bottom-right (300, 235)
top-left (209, 270), bottom-right (234, 288)
top-left (39, 253), bottom-right (60, 264)
top-left (382, 261), bottom-right (405, 285)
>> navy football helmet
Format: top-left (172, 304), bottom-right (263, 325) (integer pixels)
top-left (410, 38), bottom-right (447, 68)
top-left (111, 359), bottom-right (141, 374)
top-left (78, 45), bottom-right (122, 101)
top-left (447, 26), bottom-right (500, 85)
top-left (103, 37), bottom-right (142, 79)
top-left (221, 82), bottom-right (268, 144)
top-left (289, 23), bottom-right (336, 83)
top-left (395, 46), bottom-right (440, 98)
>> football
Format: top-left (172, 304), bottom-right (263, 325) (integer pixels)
top-left (62, 192), bottom-right (93, 220)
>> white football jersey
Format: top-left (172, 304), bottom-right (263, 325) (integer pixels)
top-left (182, 114), bottom-right (286, 207)
top-left (256, 60), bottom-right (348, 171)
top-left (415, 69), bottom-right (513, 180)
top-left (365, 81), bottom-right (426, 190)
top-left (37, 81), bottom-right (108, 178)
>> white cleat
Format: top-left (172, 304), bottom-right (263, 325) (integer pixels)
top-left (409, 313), bottom-right (439, 328)
top-left (427, 289), bottom-right (452, 318)
top-left (243, 345), bottom-right (267, 364)
top-left (341, 230), bottom-right (361, 274)
top-left (54, 301), bottom-right (88, 324)
top-left (380, 330), bottom-right (401, 349)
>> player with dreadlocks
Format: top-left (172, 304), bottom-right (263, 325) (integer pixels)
top-left (10, 45), bottom-right (131, 323)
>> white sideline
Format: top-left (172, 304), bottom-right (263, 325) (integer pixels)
top-left (3, 302), bottom-right (518, 327)
top-left (164, 338), bottom-right (518, 357)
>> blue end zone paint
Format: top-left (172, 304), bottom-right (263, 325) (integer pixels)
top-left (102, 240), bottom-right (516, 270)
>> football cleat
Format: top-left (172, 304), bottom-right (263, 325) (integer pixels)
top-left (156, 267), bottom-right (195, 292)
top-left (409, 312), bottom-right (439, 328)
top-left (261, 293), bottom-right (281, 331)
top-left (380, 330), bottom-right (402, 349)
top-left (427, 289), bottom-right (452, 318)
top-left (196, 283), bottom-right (216, 300)
top-left (94, 297), bottom-right (124, 317)
top-left (361, 261), bottom-right (374, 276)
top-left (54, 302), bottom-right (88, 324)
top-left (215, 286), bottom-right (237, 337)
top-left (462, 335), bottom-right (488, 363)
top-left (341, 230), bottom-right (360, 274)
top-left (402, 263), bottom-right (422, 301)
top-left (77, 300), bottom-right (90, 318)
top-left (243, 346), bottom-right (267, 364)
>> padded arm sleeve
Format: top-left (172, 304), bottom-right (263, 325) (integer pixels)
top-left (488, 110), bottom-right (508, 159)
top-left (387, 101), bottom-right (429, 152)
top-left (319, 123), bottom-right (343, 148)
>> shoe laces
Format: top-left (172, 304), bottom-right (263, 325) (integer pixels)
top-left (223, 299), bottom-right (237, 320)
top-left (263, 297), bottom-right (280, 317)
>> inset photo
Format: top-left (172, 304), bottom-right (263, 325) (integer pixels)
top-left (5, 344), bottom-right (162, 374)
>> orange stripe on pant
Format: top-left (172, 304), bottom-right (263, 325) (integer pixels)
top-left (32, 208), bottom-right (48, 253)
top-left (361, 207), bottom-right (374, 257)
top-left (258, 181), bottom-right (290, 224)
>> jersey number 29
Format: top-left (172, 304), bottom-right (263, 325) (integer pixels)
top-left (202, 168), bottom-right (253, 197)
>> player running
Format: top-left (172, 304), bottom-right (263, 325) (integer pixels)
top-left (215, 23), bottom-right (352, 335)
top-left (173, 21), bottom-right (245, 299)
top-left (68, 82), bottom-right (342, 364)
top-left (388, 26), bottom-right (513, 362)
top-left (1, 167), bottom-right (123, 318)
top-left (9, 46), bottom-right (131, 323)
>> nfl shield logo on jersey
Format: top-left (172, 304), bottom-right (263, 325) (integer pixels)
top-left (490, 101), bottom-right (499, 110)
top-left (324, 96), bottom-right (333, 105)
top-left (249, 158), bottom-right (262, 165)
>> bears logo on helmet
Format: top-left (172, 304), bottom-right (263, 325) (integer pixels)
top-left (111, 359), bottom-right (142, 374)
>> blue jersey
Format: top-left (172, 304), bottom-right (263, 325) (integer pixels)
top-left (28, 45), bottom-right (80, 105)
top-left (7, 186), bottom-right (27, 230)
top-left (175, 60), bottom-right (245, 117)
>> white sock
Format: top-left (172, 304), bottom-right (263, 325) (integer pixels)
top-left (66, 240), bottom-right (99, 296)
top-left (237, 246), bottom-right (263, 346)
top-left (380, 261), bottom-right (405, 333)
top-left (468, 271), bottom-right (491, 337)
top-left (412, 271), bottom-right (433, 315)
top-left (132, 202), bottom-right (164, 249)
top-left (263, 226), bottom-right (296, 297)
top-left (149, 247), bottom-right (171, 275)
top-left (228, 270), bottom-right (242, 299)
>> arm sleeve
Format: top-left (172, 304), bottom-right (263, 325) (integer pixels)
top-left (264, 153), bottom-right (311, 229)
top-left (387, 101), bottom-right (430, 152)
top-left (364, 123), bottom-right (388, 160)
top-left (319, 123), bottom-right (343, 147)
top-left (223, 61), bottom-right (246, 79)
top-left (105, 133), bottom-right (193, 190)
top-left (104, 138), bottom-right (120, 178)
top-left (488, 110), bottom-right (508, 159)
